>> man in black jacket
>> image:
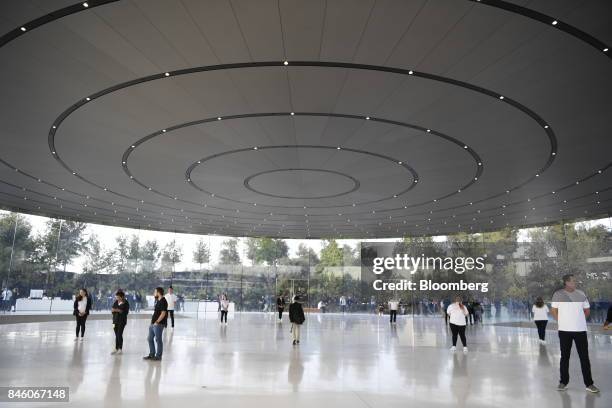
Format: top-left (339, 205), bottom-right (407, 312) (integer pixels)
top-left (111, 290), bottom-right (130, 355)
top-left (289, 295), bottom-right (305, 345)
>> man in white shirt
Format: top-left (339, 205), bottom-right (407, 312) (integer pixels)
top-left (2, 288), bottom-right (12, 312)
top-left (388, 299), bottom-right (399, 324)
top-left (551, 274), bottom-right (599, 393)
top-left (165, 286), bottom-right (177, 329)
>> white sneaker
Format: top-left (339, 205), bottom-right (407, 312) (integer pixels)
top-left (116, 349), bottom-right (122, 355)
top-left (450, 346), bottom-right (456, 352)
top-left (463, 347), bottom-right (468, 354)
top-left (111, 349), bottom-right (118, 355)
top-left (80, 337), bottom-right (84, 342)
top-left (74, 337), bottom-right (79, 342)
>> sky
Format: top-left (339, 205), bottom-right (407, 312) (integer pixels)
top-left (2, 210), bottom-right (610, 273)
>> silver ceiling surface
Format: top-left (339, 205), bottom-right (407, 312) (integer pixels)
top-left (0, 0), bottom-right (611, 238)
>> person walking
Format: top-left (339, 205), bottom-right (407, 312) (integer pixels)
top-left (532, 297), bottom-right (549, 344)
top-left (111, 290), bottom-right (130, 355)
top-left (388, 298), bottom-right (399, 324)
top-left (165, 286), bottom-right (177, 329)
top-left (551, 274), bottom-right (599, 393)
top-left (220, 293), bottom-right (229, 325)
top-left (277, 294), bottom-right (286, 322)
top-left (1, 287), bottom-right (12, 312)
top-left (143, 287), bottom-right (168, 361)
top-left (447, 296), bottom-right (468, 353)
top-left (289, 295), bottom-right (305, 346)
top-left (73, 288), bottom-right (92, 341)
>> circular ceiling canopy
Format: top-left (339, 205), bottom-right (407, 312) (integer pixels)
top-left (0, 0), bottom-right (610, 238)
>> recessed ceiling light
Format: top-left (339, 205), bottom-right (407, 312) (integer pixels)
top-left (290, 112), bottom-right (295, 116)
top-left (506, 190), bottom-right (510, 193)
top-left (52, 151), bottom-right (56, 155)
top-left (365, 116), bottom-right (370, 120)
top-left (217, 117), bottom-right (222, 121)
top-left (536, 174), bottom-right (539, 177)
top-left (164, 72), bottom-right (170, 77)
top-left (464, 145), bottom-right (468, 149)
top-left (398, 161), bottom-right (403, 165)
top-left (162, 129), bottom-right (166, 133)
top-left (426, 129), bottom-right (431, 133)
top-left (122, 161), bottom-right (126, 164)
top-left (474, 177), bottom-right (478, 181)
top-left (604, 48), bottom-right (609, 52)
top-left (283, 61), bottom-right (289, 65)
top-left (253, 146), bottom-right (258, 150)
top-left (408, 70), bottom-right (413, 75)
top-left (552, 20), bottom-right (558, 25)
top-left (72, 172), bottom-right (76, 175)
top-left (597, 170), bottom-right (602, 174)
top-left (83, 2), bottom-right (89, 8)
top-left (552, 152), bottom-right (556, 156)
top-left (52, 125), bottom-right (57, 129)
top-left (20, 27), bottom-right (26, 32)
top-left (131, 145), bottom-right (135, 148)
top-left (544, 125), bottom-right (549, 129)
top-left (499, 95), bottom-right (504, 100)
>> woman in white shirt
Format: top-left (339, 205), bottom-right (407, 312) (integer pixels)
top-left (219, 293), bottom-right (229, 325)
top-left (73, 288), bottom-right (91, 341)
top-left (447, 296), bottom-right (469, 353)
top-left (532, 297), bottom-right (549, 344)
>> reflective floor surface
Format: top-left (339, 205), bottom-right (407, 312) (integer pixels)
top-left (0, 313), bottom-right (610, 407)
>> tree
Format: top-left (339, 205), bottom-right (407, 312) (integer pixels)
top-left (193, 238), bottom-right (210, 268)
top-left (38, 219), bottom-right (86, 273)
top-left (161, 239), bottom-right (182, 280)
top-left (140, 240), bottom-right (160, 273)
top-left (219, 239), bottom-right (241, 264)
top-left (113, 236), bottom-right (129, 274)
top-left (83, 234), bottom-right (113, 274)
top-left (0, 213), bottom-right (34, 286)
top-left (318, 239), bottom-right (344, 271)
top-left (247, 237), bottom-right (288, 266)
top-left (127, 234), bottom-right (140, 272)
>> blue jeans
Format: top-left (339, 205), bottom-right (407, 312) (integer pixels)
top-left (147, 324), bottom-right (164, 357)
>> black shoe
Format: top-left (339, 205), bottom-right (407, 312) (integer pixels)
top-left (152, 356), bottom-right (162, 361)
top-left (297, 340), bottom-right (300, 344)
top-left (292, 340), bottom-right (297, 345)
top-left (143, 355), bottom-right (154, 360)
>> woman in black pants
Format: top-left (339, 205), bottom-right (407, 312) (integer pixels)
top-left (531, 297), bottom-right (549, 344)
top-left (111, 290), bottom-right (130, 355)
top-left (73, 288), bottom-right (92, 341)
top-left (447, 296), bottom-right (469, 353)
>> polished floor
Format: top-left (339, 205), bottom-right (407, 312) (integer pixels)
top-left (0, 313), bottom-right (610, 408)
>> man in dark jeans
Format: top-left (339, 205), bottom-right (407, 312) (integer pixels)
top-left (144, 287), bottom-right (167, 361)
top-left (551, 274), bottom-right (599, 393)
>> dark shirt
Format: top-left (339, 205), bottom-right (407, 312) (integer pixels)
top-left (606, 306), bottom-right (612, 324)
top-left (112, 300), bottom-right (130, 325)
top-left (289, 302), bottom-right (305, 325)
top-left (151, 297), bottom-right (168, 326)
top-left (277, 297), bottom-right (286, 309)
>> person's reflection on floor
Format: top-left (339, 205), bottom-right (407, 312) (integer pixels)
top-left (585, 391), bottom-right (600, 408)
top-left (287, 348), bottom-right (304, 392)
top-left (67, 341), bottom-right (84, 393)
top-left (390, 323), bottom-right (399, 342)
top-left (275, 321), bottom-right (284, 342)
top-left (104, 354), bottom-right (122, 405)
top-left (450, 353), bottom-right (470, 408)
top-left (537, 343), bottom-right (552, 368)
top-left (559, 390), bottom-right (572, 408)
top-left (144, 362), bottom-right (162, 405)
top-left (220, 323), bottom-right (227, 341)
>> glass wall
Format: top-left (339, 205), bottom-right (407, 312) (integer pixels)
top-left (0, 209), bottom-right (610, 321)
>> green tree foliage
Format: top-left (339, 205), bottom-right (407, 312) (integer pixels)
top-left (219, 239), bottom-right (241, 264)
top-left (245, 237), bottom-right (288, 265)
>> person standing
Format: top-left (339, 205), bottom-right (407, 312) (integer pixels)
top-left (220, 293), bottom-right (229, 325)
top-left (2, 287), bottom-right (12, 312)
top-left (73, 288), bottom-right (91, 341)
top-left (165, 286), bottom-right (177, 329)
top-left (144, 287), bottom-right (167, 361)
top-left (289, 295), bottom-right (305, 345)
top-left (111, 290), bottom-right (130, 355)
top-left (447, 296), bottom-right (468, 353)
top-left (604, 305), bottom-right (611, 330)
top-left (388, 298), bottom-right (399, 324)
top-left (551, 274), bottom-right (599, 393)
top-left (339, 295), bottom-right (347, 314)
top-left (277, 294), bottom-right (286, 322)
top-left (532, 297), bottom-right (549, 344)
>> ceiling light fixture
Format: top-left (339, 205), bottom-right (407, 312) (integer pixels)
top-left (283, 61), bottom-right (289, 65)
top-left (20, 27), bottom-right (26, 32)
top-left (552, 20), bottom-right (558, 26)
top-left (164, 72), bottom-right (170, 77)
